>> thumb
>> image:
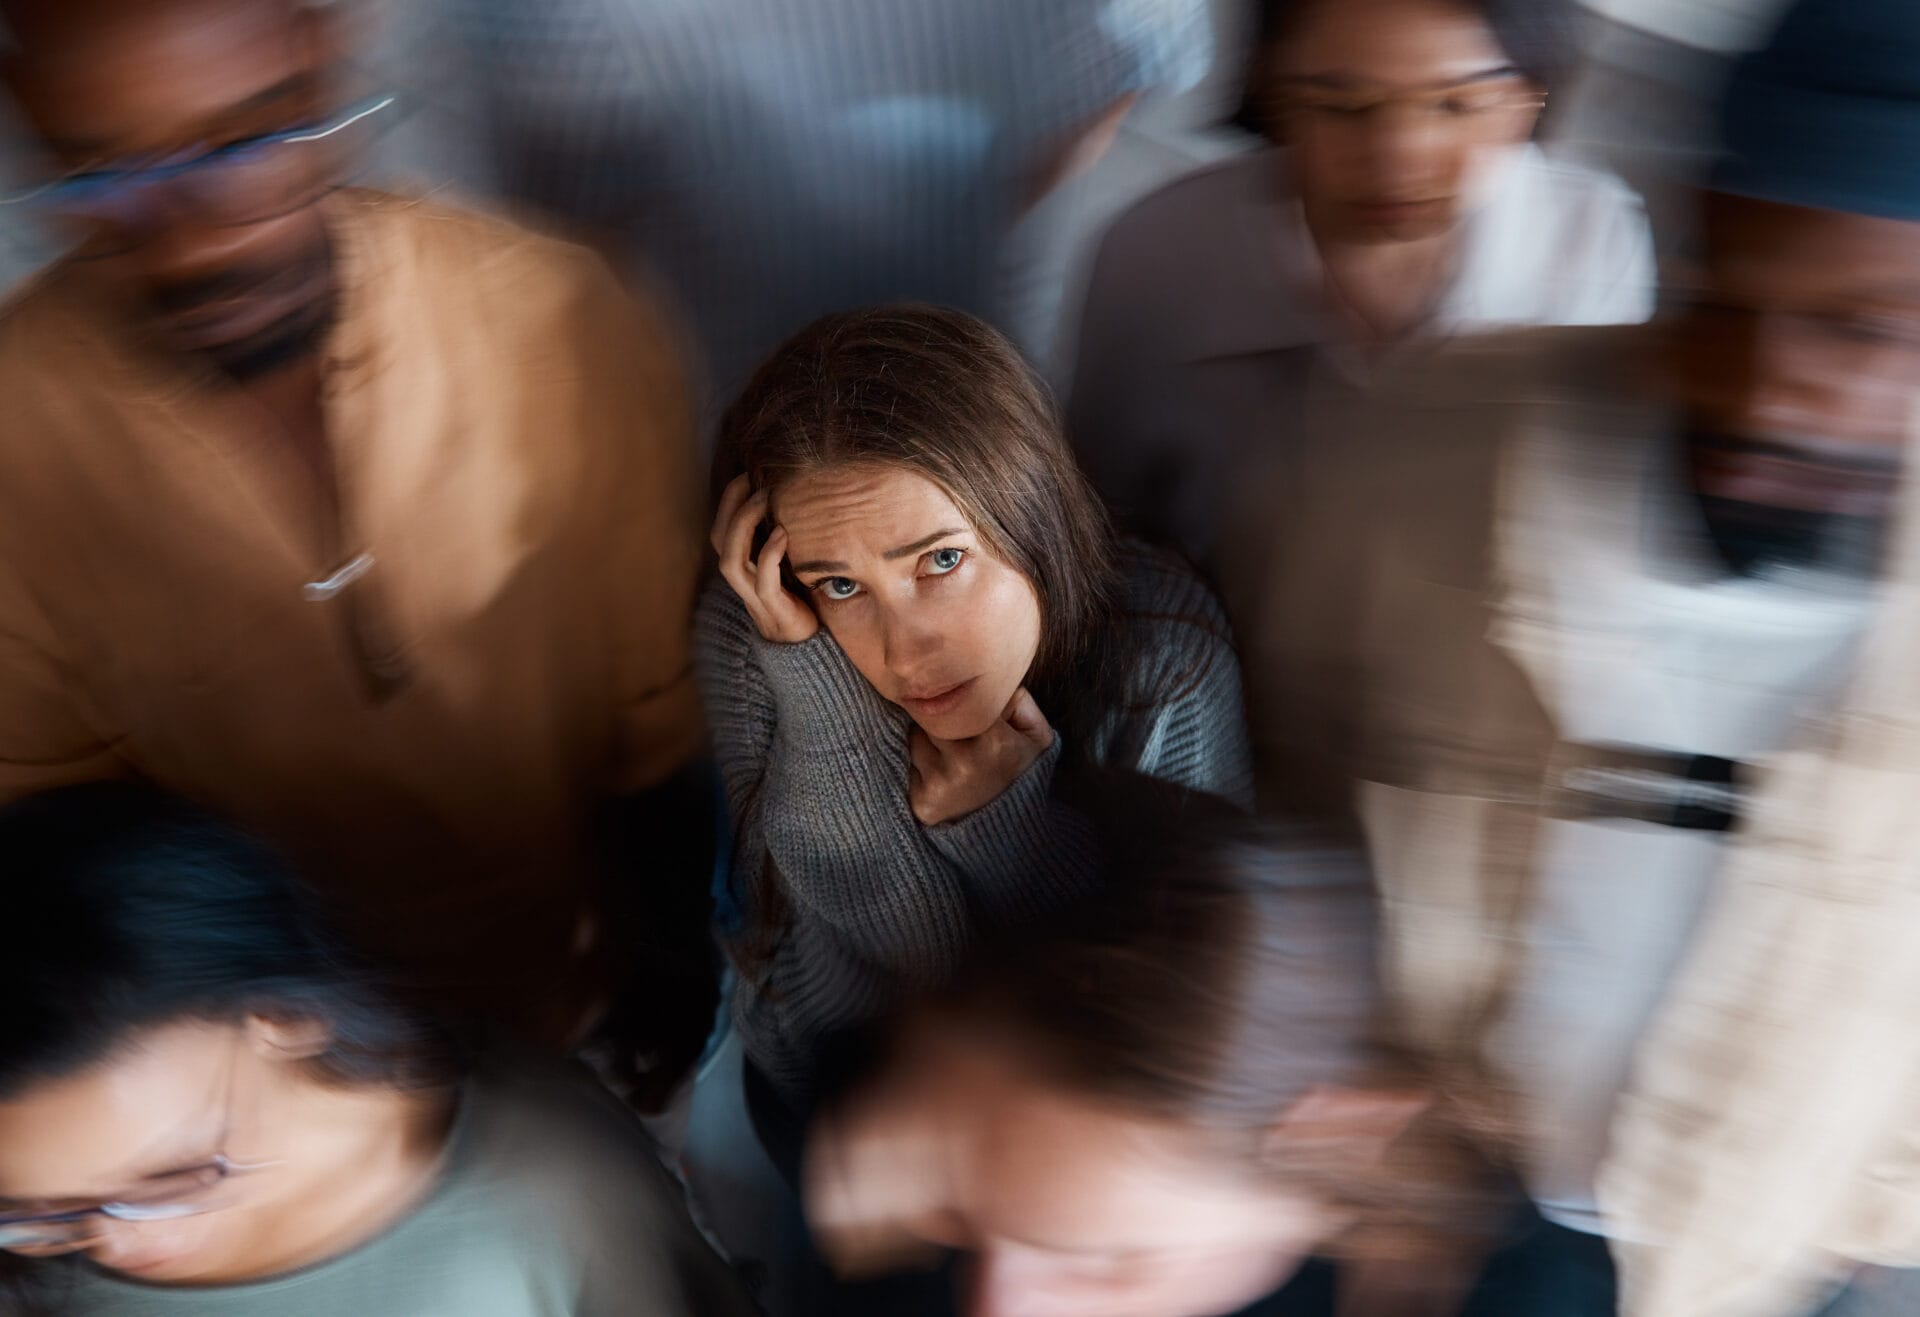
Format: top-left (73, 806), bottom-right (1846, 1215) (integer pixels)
top-left (1004, 688), bottom-right (1052, 744)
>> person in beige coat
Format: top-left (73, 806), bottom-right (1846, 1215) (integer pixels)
top-left (1228, 0), bottom-right (1920, 1312)
top-left (0, 0), bottom-right (711, 1061)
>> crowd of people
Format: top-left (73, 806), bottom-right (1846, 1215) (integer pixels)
top-left (1, 0), bottom-right (1918, 1314)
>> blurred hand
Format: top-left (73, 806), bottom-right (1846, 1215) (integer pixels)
top-left (711, 473), bottom-right (818, 644)
top-left (908, 688), bottom-right (1053, 825)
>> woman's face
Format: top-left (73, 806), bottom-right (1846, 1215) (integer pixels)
top-left (0, 1019), bottom-right (307, 1283)
top-left (1271, 0), bottom-right (1542, 246)
top-left (778, 465), bottom-right (1044, 741)
top-left (809, 1037), bottom-right (1340, 1317)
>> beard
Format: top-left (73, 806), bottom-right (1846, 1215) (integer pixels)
top-left (1684, 428), bottom-right (1894, 580)
top-left (145, 241), bottom-right (336, 384)
top-left (204, 295), bottom-right (335, 382)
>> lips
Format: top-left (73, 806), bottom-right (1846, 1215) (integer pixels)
top-left (1351, 198), bottom-right (1449, 226)
top-left (1693, 448), bottom-right (1898, 516)
top-left (901, 677), bottom-right (977, 717)
top-left (153, 257), bottom-right (329, 352)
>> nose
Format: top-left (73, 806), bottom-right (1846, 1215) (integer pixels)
top-left (880, 598), bottom-right (945, 683)
top-left (1358, 102), bottom-right (1447, 182)
top-left (1688, 312), bottom-right (1849, 438)
top-left (133, 207), bottom-right (265, 282)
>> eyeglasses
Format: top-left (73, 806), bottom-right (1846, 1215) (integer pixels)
top-left (0, 94), bottom-right (397, 243)
top-left (1275, 81), bottom-right (1546, 131)
top-left (0, 1154), bottom-right (282, 1253)
top-left (0, 1043), bottom-right (280, 1254)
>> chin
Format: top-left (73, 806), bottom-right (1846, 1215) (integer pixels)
top-left (908, 703), bottom-right (1001, 742)
top-left (97, 1254), bottom-right (207, 1282)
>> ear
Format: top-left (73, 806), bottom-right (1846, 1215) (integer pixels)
top-left (1262, 1084), bottom-right (1431, 1170)
top-left (242, 1012), bottom-right (335, 1063)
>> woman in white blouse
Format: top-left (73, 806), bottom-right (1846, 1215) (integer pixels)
top-left (1067, 0), bottom-right (1656, 567)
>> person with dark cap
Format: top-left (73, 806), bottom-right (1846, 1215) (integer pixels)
top-left (0, 0), bottom-right (720, 1087)
top-left (1227, 0), bottom-right (1920, 1312)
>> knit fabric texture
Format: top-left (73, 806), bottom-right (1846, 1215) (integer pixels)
top-left (695, 539), bottom-right (1252, 1101)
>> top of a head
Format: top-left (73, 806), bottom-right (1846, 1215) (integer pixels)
top-left (1234, 0), bottom-right (1577, 134)
top-left (0, 0), bottom-right (328, 46)
top-left (0, 783), bottom-right (332, 1099)
top-left (716, 303), bottom-right (1060, 493)
top-left (1716, 0), bottom-right (1920, 221)
top-left (937, 790), bottom-right (1385, 1127)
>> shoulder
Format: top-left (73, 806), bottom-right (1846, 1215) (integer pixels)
top-left (344, 189), bottom-right (682, 357)
top-left (1112, 539), bottom-right (1238, 696)
top-left (448, 1056), bottom-right (699, 1242)
top-left (1475, 148), bottom-right (1654, 320)
top-left (1085, 151), bottom-right (1276, 307)
top-left (1118, 539), bottom-right (1231, 628)
top-left (1505, 146), bottom-right (1648, 230)
top-left (0, 263), bottom-right (105, 383)
top-left (1396, 323), bottom-right (1659, 414)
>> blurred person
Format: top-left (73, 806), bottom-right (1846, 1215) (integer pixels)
top-left (1548, 0), bottom-right (1794, 260)
top-left (0, 0), bottom-right (717, 1070)
top-left (1229, 0), bottom-right (1920, 1312)
top-left (398, 0), bottom-right (1213, 421)
top-left (805, 803), bottom-right (1516, 1317)
top-left (0, 783), bottom-right (756, 1317)
top-left (696, 305), bottom-right (1254, 1149)
top-left (1068, 0), bottom-right (1654, 566)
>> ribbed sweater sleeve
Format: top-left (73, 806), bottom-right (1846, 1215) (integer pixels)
top-left (694, 584), bottom-right (1090, 1097)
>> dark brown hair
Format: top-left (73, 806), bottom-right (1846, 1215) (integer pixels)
top-left (713, 303), bottom-right (1124, 693)
top-left (943, 808), bottom-right (1391, 1132)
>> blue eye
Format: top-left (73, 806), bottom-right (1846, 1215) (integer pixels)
top-left (927, 548), bottom-right (965, 574)
top-left (818, 577), bottom-right (861, 601)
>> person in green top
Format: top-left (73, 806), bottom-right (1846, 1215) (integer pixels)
top-left (0, 784), bottom-right (758, 1317)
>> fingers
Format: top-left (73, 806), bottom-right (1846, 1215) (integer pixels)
top-left (908, 727), bottom-right (941, 782)
top-left (754, 525), bottom-right (795, 613)
top-left (717, 488), bottom-right (770, 596)
top-left (1003, 687), bottom-right (1053, 748)
top-left (710, 473), bottom-right (753, 556)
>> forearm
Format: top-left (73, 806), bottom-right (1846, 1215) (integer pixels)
top-left (700, 590), bottom-right (972, 978)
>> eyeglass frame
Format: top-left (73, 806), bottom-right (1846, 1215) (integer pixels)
top-left (0, 1039), bottom-right (281, 1253)
top-left (0, 92), bottom-right (399, 219)
top-left (1266, 77), bottom-right (1548, 131)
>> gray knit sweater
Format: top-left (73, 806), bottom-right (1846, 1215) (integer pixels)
top-left (695, 541), bottom-right (1253, 1101)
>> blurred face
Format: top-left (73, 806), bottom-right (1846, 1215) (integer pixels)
top-left (1, 0), bottom-right (349, 380)
top-left (808, 1036), bottom-right (1338, 1317)
top-left (779, 465), bottom-right (1044, 740)
top-left (1673, 192), bottom-right (1920, 574)
top-left (0, 1019), bottom-right (310, 1283)
top-left (1269, 0), bottom-right (1542, 245)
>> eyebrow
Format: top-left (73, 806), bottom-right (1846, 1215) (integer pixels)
top-left (1279, 64), bottom-right (1520, 93)
top-left (790, 528), bottom-right (968, 576)
top-left (41, 71), bottom-right (319, 160)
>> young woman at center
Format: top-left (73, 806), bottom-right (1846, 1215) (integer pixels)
top-left (696, 303), bottom-right (1253, 1153)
